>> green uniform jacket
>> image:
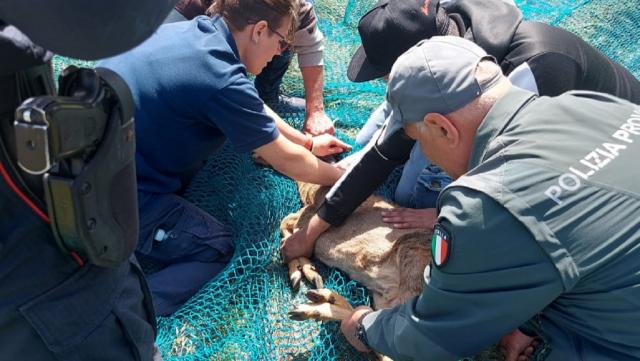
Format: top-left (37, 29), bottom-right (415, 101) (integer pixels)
top-left (363, 87), bottom-right (640, 360)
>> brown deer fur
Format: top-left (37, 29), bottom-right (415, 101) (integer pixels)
top-left (281, 182), bottom-right (432, 315)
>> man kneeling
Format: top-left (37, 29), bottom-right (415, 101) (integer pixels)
top-left (338, 37), bottom-right (640, 360)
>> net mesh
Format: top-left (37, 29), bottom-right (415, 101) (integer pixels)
top-left (50, 0), bottom-right (639, 359)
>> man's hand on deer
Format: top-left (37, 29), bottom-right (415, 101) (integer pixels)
top-left (309, 134), bottom-right (352, 157)
top-left (381, 207), bottom-right (437, 230)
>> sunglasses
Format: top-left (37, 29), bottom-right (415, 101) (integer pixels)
top-left (267, 26), bottom-right (291, 52)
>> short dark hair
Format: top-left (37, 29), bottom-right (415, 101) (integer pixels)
top-left (208, 0), bottom-right (298, 36)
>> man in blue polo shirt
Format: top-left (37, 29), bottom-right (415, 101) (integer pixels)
top-left (100, 0), bottom-right (350, 316)
top-left (164, 0), bottom-right (335, 136)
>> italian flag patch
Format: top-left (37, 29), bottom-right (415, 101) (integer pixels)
top-left (431, 224), bottom-right (451, 267)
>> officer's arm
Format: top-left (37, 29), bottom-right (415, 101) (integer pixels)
top-left (363, 187), bottom-right (564, 360)
top-left (317, 127), bottom-right (415, 226)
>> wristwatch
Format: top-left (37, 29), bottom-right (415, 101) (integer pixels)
top-left (355, 310), bottom-right (374, 349)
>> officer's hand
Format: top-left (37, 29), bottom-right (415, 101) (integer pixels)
top-left (341, 306), bottom-right (374, 353)
top-left (498, 329), bottom-right (539, 361)
top-left (310, 134), bottom-right (352, 157)
top-left (303, 110), bottom-right (335, 136)
top-left (381, 208), bottom-right (437, 230)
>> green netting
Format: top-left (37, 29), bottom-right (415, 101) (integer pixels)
top-left (49, 0), bottom-right (639, 359)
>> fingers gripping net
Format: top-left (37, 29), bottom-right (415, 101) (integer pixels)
top-left (49, 0), bottom-right (639, 359)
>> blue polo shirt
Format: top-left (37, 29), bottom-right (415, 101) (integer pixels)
top-left (99, 16), bottom-right (279, 195)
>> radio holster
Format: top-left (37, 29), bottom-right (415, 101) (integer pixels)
top-left (13, 66), bottom-right (139, 268)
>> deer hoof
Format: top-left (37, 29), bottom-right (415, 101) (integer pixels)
top-left (287, 258), bottom-right (305, 290)
top-left (306, 289), bottom-right (333, 303)
top-left (287, 257), bottom-right (325, 290)
top-left (289, 291), bottom-right (355, 322)
top-left (306, 289), bottom-right (354, 312)
top-left (288, 305), bottom-right (313, 321)
top-left (311, 274), bottom-right (324, 289)
top-left (289, 271), bottom-right (302, 291)
top-left (300, 258), bottom-right (324, 289)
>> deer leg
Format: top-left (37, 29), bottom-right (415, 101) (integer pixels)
top-left (279, 212), bottom-right (300, 239)
top-left (305, 289), bottom-right (352, 310)
top-left (287, 257), bottom-right (324, 290)
top-left (287, 258), bottom-right (305, 291)
top-left (300, 258), bottom-right (323, 289)
top-left (288, 289), bottom-right (354, 321)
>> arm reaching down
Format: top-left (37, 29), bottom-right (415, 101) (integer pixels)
top-left (265, 105), bottom-right (350, 157)
top-left (280, 213), bottom-right (330, 262)
top-left (280, 122), bottom-right (415, 261)
top-left (293, 0), bottom-right (334, 136)
top-left (255, 134), bottom-right (343, 186)
top-left (301, 65), bottom-right (335, 135)
top-left (318, 125), bottom-right (415, 226)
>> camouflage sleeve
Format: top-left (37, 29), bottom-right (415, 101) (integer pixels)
top-left (293, 0), bottom-right (324, 68)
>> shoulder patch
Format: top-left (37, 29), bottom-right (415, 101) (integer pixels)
top-left (431, 223), bottom-right (452, 267)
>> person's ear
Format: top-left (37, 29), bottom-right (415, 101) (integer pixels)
top-left (423, 113), bottom-right (460, 148)
top-left (251, 20), bottom-right (268, 44)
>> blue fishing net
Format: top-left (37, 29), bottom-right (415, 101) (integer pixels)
top-left (50, 0), bottom-right (639, 359)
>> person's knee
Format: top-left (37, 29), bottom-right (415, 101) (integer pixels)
top-left (355, 130), bottom-right (373, 146)
top-left (394, 184), bottom-right (415, 208)
top-left (138, 194), bottom-right (234, 263)
top-left (413, 168), bottom-right (452, 209)
top-left (396, 164), bottom-right (453, 209)
top-left (412, 184), bottom-right (440, 209)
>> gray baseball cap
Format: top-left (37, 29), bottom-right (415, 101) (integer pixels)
top-left (380, 36), bottom-right (501, 142)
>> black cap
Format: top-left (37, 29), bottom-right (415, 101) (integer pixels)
top-left (0, 0), bottom-right (179, 60)
top-left (347, 0), bottom-right (441, 82)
